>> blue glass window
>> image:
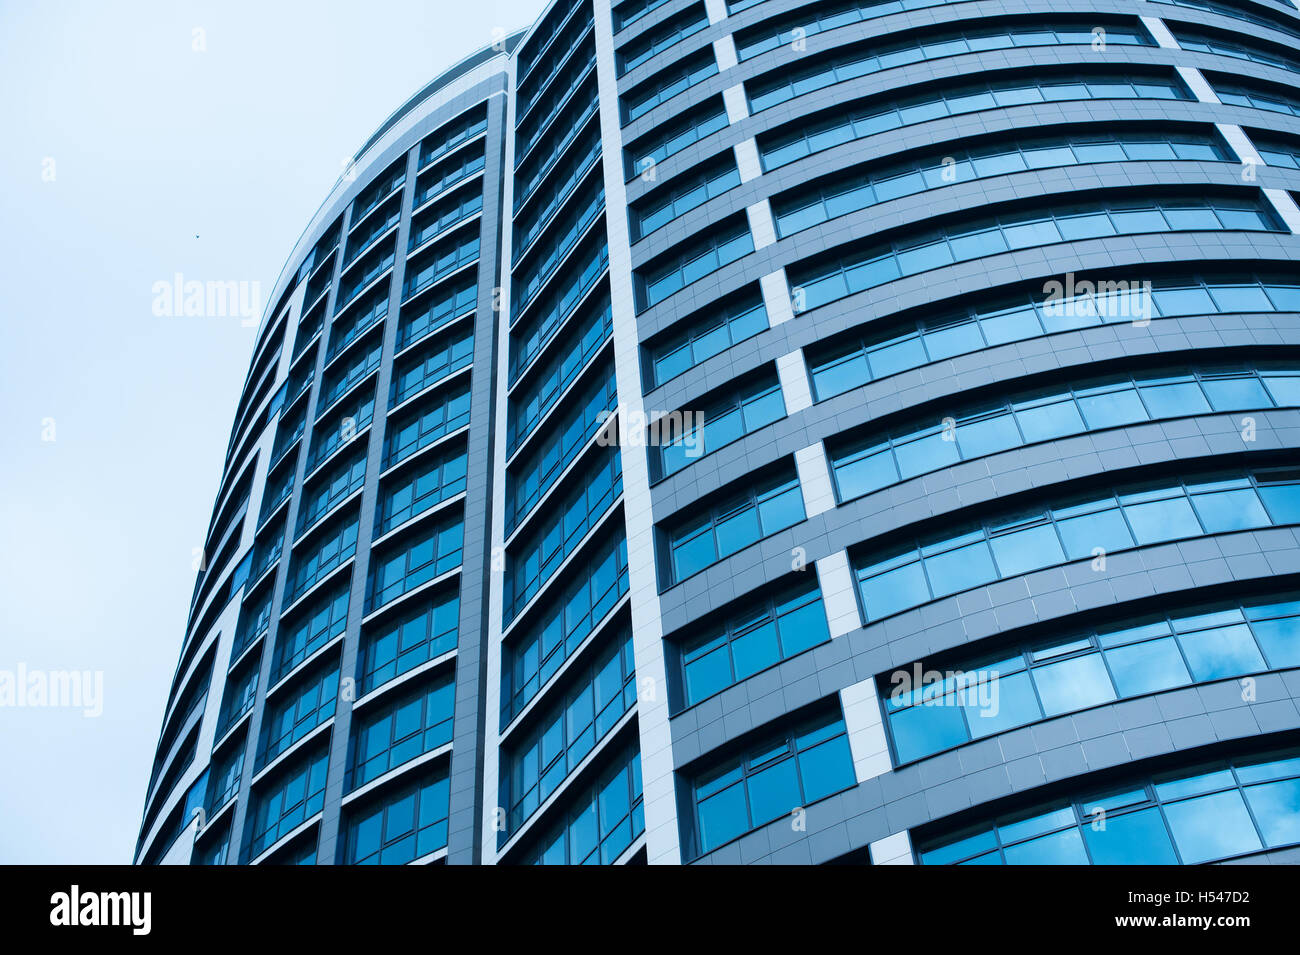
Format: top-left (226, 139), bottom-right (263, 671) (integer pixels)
top-left (617, 3), bottom-right (707, 76)
top-left (383, 385), bottom-right (470, 468)
top-left (691, 710), bottom-right (855, 856)
top-left (508, 295), bottom-right (613, 453)
top-left (519, 744), bottom-right (644, 865)
top-left (502, 532), bottom-right (630, 723)
top-left (402, 226), bottom-right (478, 301)
top-left (622, 49), bottom-right (717, 124)
top-left (856, 469), bottom-right (1296, 624)
top-left (633, 156), bottom-right (742, 240)
top-left (884, 594), bottom-right (1300, 763)
top-left (345, 769), bottom-right (449, 864)
top-left (390, 326), bottom-right (473, 408)
top-left (921, 748), bottom-right (1300, 864)
top-left (296, 451), bottom-right (366, 538)
top-left (260, 661), bottom-right (340, 767)
top-left (623, 97), bottom-right (729, 180)
top-left (328, 285), bottom-right (388, 361)
top-left (790, 195), bottom-right (1278, 317)
top-left (506, 445), bottom-right (622, 621)
top-left (408, 183), bottom-right (483, 253)
top-left (413, 141), bottom-right (486, 207)
top-left (275, 587), bottom-right (349, 682)
top-left (504, 629), bottom-right (636, 834)
top-left (307, 392), bottom-right (374, 474)
top-left (665, 468), bottom-right (805, 584)
top-left (249, 748), bottom-right (329, 857)
top-left (416, 103), bottom-right (487, 172)
top-left (646, 290), bottom-right (768, 388)
top-left (507, 363), bottom-right (617, 532)
top-left (679, 576), bottom-right (831, 706)
top-left (774, 127), bottom-right (1228, 233)
top-left (397, 278), bottom-right (476, 351)
top-left (349, 675), bottom-right (455, 788)
top-left (829, 363), bottom-right (1299, 501)
top-left (285, 511), bottom-right (359, 604)
top-left (359, 591), bottom-right (459, 693)
top-left (369, 515), bottom-right (464, 609)
top-left (747, 20), bottom-right (1148, 110)
top-left (656, 373), bottom-right (786, 479)
top-left (761, 70), bottom-right (1187, 168)
top-left (637, 216), bottom-right (754, 310)
top-left (509, 238), bottom-right (608, 373)
top-left (376, 444), bottom-right (467, 537)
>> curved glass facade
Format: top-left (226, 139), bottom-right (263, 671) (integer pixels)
top-left (139, 0), bottom-right (1300, 866)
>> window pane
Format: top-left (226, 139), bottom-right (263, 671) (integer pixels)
top-left (924, 540), bottom-right (998, 597)
top-left (731, 620), bottom-right (781, 681)
top-left (673, 528), bottom-right (716, 580)
top-left (778, 599), bottom-right (831, 657)
top-left (1123, 496), bottom-right (1202, 544)
top-left (990, 523), bottom-right (1066, 577)
top-left (1202, 375), bottom-right (1271, 411)
top-left (1259, 483), bottom-right (1300, 524)
top-left (1253, 616), bottom-right (1300, 669)
top-left (1178, 624), bottom-right (1266, 681)
top-left (836, 446), bottom-right (898, 498)
top-left (861, 560), bottom-right (929, 620)
top-left (1002, 827), bottom-right (1089, 864)
top-left (697, 783), bottom-right (747, 854)
top-left (1033, 653), bottom-right (1116, 716)
top-left (1083, 806), bottom-right (1178, 864)
top-left (1191, 488), bottom-right (1271, 533)
top-left (1139, 379), bottom-right (1211, 418)
top-left (957, 412), bottom-right (1023, 457)
top-left (1243, 778), bottom-right (1300, 848)
top-left (1013, 398), bottom-right (1085, 443)
top-left (1163, 790), bottom-right (1262, 863)
top-left (890, 698), bottom-right (969, 762)
top-left (757, 486), bottom-right (805, 533)
top-left (747, 758), bottom-right (801, 826)
top-left (965, 670), bottom-right (1042, 738)
top-left (798, 735), bottom-right (854, 803)
top-left (894, 431), bottom-right (960, 478)
top-left (1104, 636), bottom-right (1191, 697)
top-left (1077, 387), bottom-right (1148, 429)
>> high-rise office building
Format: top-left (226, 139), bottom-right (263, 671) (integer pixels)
top-left (138, 0), bottom-right (1300, 865)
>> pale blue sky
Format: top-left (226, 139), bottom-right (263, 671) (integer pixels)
top-left (0, 0), bottom-right (542, 863)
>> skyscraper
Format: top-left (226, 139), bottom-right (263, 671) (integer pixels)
top-left (138, 0), bottom-right (1300, 866)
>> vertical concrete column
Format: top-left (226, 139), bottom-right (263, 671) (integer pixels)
top-left (747, 199), bottom-right (777, 250)
top-left (816, 550), bottom-right (861, 638)
top-left (1139, 16), bottom-right (1178, 49)
top-left (723, 83), bottom-right (750, 123)
top-left (443, 87), bottom-right (511, 866)
top-left (479, 71), bottom-right (519, 867)
top-left (840, 676), bottom-right (893, 783)
top-left (1217, 124), bottom-right (1300, 234)
top-left (776, 350), bottom-right (813, 414)
top-left (869, 830), bottom-right (915, 865)
top-left (592, 0), bottom-right (682, 865)
top-left (760, 268), bottom-right (795, 326)
top-left (317, 143), bottom-right (420, 866)
top-left (733, 138), bottom-right (762, 182)
top-left (794, 443), bottom-right (835, 518)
